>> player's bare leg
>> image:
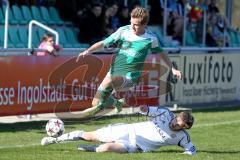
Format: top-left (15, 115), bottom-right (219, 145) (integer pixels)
top-left (81, 131), bottom-right (98, 141)
top-left (77, 131), bottom-right (127, 153)
top-left (78, 142), bottom-right (127, 153)
top-left (96, 143), bottom-right (127, 153)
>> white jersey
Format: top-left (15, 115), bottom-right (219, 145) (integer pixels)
top-left (95, 107), bottom-right (196, 154)
top-left (133, 107), bottom-right (196, 154)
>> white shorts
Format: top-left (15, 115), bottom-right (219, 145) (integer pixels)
top-left (106, 72), bottom-right (135, 91)
top-left (95, 123), bottom-right (139, 153)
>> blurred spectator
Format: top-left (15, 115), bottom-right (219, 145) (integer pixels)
top-left (148, 0), bottom-right (162, 25)
top-left (208, 0), bottom-right (219, 14)
top-left (77, 1), bottom-right (105, 44)
top-left (204, 0), bottom-right (230, 47)
top-left (188, 0), bottom-right (207, 44)
top-left (56, 0), bottom-right (88, 24)
top-left (37, 33), bottom-right (61, 56)
top-left (105, 0), bottom-right (140, 10)
top-left (76, 1), bottom-right (89, 20)
top-left (118, 5), bottom-right (130, 26)
top-left (103, 3), bottom-right (121, 36)
top-left (111, 3), bottom-right (120, 31)
top-left (206, 12), bottom-right (230, 47)
top-left (188, 0), bottom-right (204, 23)
top-left (103, 5), bottom-right (114, 36)
top-left (166, 0), bottom-right (185, 43)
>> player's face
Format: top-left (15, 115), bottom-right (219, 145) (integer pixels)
top-left (169, 117), bottom-right (186, 131)
top-left (46, 37), bottom-right (54, 45)
top-left (92, 6), bottom-right (102, 17)
top-left (130, 17), bottom-right (146, 36)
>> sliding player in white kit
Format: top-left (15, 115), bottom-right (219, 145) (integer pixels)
top-left (41, 105), bottom-right (196, 155)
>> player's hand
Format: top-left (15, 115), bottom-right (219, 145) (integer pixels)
top-left (171, 67), bottom-right (182, 80)
top-left (139, 105), bottom-right (148, 113)
top-left (76, 50), bottom-right (90, 62)
top-left (180, 151), bottom-right (195, 155)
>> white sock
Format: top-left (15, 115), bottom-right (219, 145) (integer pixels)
top-left (57, 130), bottom-right (84, 142)
top-left (95, 146), bottom-right (100, 153)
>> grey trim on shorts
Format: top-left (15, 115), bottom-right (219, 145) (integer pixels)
top-left (106, 71), bottom-right (135, 91)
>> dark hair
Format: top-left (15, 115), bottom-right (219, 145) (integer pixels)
top-left (208, 6), bottom-right (219, 14)
top-left (178, 112), bottom-right (194, 129)
top-left (42, 33), bottom-right (54, 42)
top-left (90, 1), bottom-right (103, 8)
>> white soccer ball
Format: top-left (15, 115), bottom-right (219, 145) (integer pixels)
top-left (45, 119), bottom-right (64, 137)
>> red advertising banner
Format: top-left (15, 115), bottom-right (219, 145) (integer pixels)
top-left (0, 54), bottom-right (169, 116)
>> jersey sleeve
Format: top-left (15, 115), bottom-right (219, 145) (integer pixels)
top-left (103, 27), bottom-right (124, 47)
top-left (147, 106), bottom-right (159, 116)
top-left (147, 107), bottom-right (169, 117)
top-left (150, 37), bottom-right (163, 53)
top-left (179, 136), bottom-right (197, 155)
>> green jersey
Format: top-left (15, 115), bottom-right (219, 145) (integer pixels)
top-left (103, 25), bottom-right (163, 83)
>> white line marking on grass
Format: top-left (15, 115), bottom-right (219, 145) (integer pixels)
top-left (0, 143), bottom-right (39, 149)
top-left (194, 119), bottom-right (240, 127)
top-left (1, 120), bottom-right (240, 149)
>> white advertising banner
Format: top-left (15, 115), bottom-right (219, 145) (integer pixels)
top-left (162, 53), bottom-right (240, 105)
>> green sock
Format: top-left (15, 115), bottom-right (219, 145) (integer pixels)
top-left (99, 86), bottom-right (113, 101)
top-left (95, 96), bottom-right (116, 110)
top-left (104, 95), bottom-right (117, 108)
top-left (95, 86), bottom-right (114, 110)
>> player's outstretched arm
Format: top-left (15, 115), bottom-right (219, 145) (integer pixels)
top-left (181, 150), bottom-right (196, 155)
top-left (76, 41), bottom-right (104, 62)
top-left (159, 52), bottom-right (182, 80)
top-left (139, 105), bottom-right (149, 115)
top-left (171, 67), bottom-right (182, 80)
top-left (180, 140), bottom-right (197, 155)
top-left (139, 105), bottom-right (162, 117)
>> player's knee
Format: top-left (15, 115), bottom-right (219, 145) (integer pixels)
top-left (96, 144), bottom-right (111, 152)
top-left (96, 143), bottom-right (126, 153)
top-left (82, 132), bottom-right (97, 141)
top-left (92, 99), bottom-right (99, 107)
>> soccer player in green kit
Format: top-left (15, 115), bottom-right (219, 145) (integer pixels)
top-left (76, 6), bottom-right (182, 117)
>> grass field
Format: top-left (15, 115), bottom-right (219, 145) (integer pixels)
top-left (1, 106), bottom-right (240, 160)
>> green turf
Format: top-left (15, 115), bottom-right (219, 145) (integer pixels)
top-left (1, 106), bottom-right (240, 160)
